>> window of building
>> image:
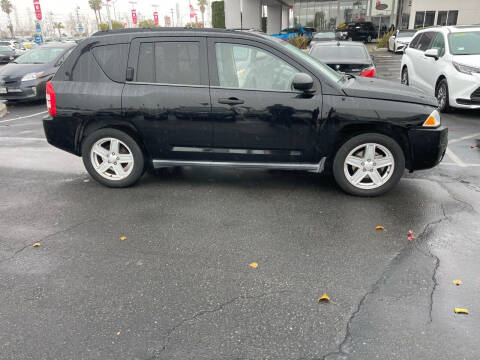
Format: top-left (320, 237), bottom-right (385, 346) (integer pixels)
top-left (414, 11), bottom-right (436, 29)
top-left (447, 11), bottom-right (458, 26)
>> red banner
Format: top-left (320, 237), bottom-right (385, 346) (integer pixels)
top-left (131, 9), bottom-right (137, 25)
top-left (153, 11), bottom-right (159, 25)
top-left (189, 4), bottom-right (195, 18)
top-left (34, 2), bottom-right (42, 20)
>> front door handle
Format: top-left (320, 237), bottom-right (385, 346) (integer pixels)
top-left (218, 97), bottom-right (244, 105)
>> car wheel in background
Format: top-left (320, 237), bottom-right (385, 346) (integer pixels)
top-left (401, 67), bottom-right (409, 85)
top-left (333, 133), bottom-right (405, 197)
top-left (436, 79), bottom-right (450, 113)
top-left (82, 128), bottom-right (145, 188)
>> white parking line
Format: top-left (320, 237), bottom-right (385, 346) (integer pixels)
top-left (449, 133), bottom-right (480, 144)
top-left (0, 111), bottom-right (47, 124)
top-left (0, 136), bottom-right (46, 141)
top-left (445, 147), bottom-right (467, 167)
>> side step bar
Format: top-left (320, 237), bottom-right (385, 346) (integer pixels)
top-left (152, 158), bottom-right (326, 173)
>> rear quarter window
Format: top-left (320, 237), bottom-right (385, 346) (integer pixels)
top-left (92, 44), bottom-right (129, 82)
top-left (70, 51), bottom-right (108, 82)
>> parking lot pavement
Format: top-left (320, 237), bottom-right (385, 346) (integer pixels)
top-left (1, 95), bottom-right (479, 357)
top-left (371, 48), bottom-right (404, 81)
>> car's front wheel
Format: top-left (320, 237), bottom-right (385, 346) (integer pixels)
top-left (436, 78), bottom-right (450, 113)
top-left (333, 133), bottom-right (405, 196)
top-left (401, 67), bottom-right (409, 85)
top-left (82, 128), bottom-right (145, 188)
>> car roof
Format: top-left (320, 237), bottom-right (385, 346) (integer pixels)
top-left (416, 25), bottom-right (480, 34)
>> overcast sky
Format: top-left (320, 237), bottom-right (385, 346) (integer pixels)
top-left (9, 0), bottom-right (206, 26)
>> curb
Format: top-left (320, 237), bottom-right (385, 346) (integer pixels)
top-left (0, 101), bottom-right (6, 118)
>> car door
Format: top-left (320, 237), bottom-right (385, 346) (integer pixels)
top-left (122, 36), bottom-right (212, 160)
top-left (207, 37), bottom-right (322, 163)
top-left (423, 32), bottom-right (446, 95)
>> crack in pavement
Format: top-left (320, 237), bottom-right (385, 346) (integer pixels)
top-left (151, 290), bottom-right (291, 357)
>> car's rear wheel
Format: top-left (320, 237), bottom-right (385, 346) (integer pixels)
top-left (436, 79), bottom-right (450, 113)
top-left (333, 133), bottom-right (405, 196)
top-left (401, 67), bottom-right (409, 85)
top-left (82, 128), bottom-right (145, 188)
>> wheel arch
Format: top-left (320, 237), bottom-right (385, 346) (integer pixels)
top-left (434, 75), bottom-right (447, 94)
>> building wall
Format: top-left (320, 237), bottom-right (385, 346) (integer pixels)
top-left (408, 0), bottom-right (480, 28)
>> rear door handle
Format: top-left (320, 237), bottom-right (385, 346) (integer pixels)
top-left (218, 97), bottom-right (244, 105)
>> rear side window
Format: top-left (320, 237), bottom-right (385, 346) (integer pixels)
top-left (136, 41), bottom-right (201, 85)
top-left (92, 44), bottom-right (129, 82)
top-left (70, 51), bottom-right (108, 82)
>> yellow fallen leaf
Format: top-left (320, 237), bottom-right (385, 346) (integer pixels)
top-left (249, 262), bottom-right (258, 269)
top-left (32, 242), bottom-right (41, 247)
top-left (454, 308), bottom-right (469, 314)
top-left (453, 279), bottom-right (463, 286)
top-left (375, 225), bottom-right (385, 231)
top-left (120, 236), bottom-right (127, 241)
top-left (318, 292), bottom-right (330, 303)
top-left (116, 331), bottom-right (121, 336)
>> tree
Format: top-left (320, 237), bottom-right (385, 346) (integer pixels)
top-left (198, 0), bottom-right (208, 27)
top-left (1, 0), bottom-right (14, 38)
top-left (99, 21), bottom-right (123, 31)
top-left (53, 22), bottom-right (64, 38)
top-left (138, 19), bottom-right (156, 28)
top-left (211, 1), bottom-right (224, 29)
top-left (88, 0), bottom-right (102, 30)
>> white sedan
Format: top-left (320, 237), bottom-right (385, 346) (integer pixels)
top-left (388, 29), bottom-right (417, 53)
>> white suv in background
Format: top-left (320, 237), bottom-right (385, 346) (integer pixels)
top-left (400, 26), bottom-right (480, 112)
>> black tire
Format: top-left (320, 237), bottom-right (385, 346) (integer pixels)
top-left (435, 78), bottom-right (450, 113)
top-left (332, 133), bottom-right (405, 197)
top-left (401, 66), bottom-right (409, 85)
top-left (82, 128), bottom-right (145, 188)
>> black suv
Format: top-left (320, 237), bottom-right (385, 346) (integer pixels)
top-left (43, 28), bottom-right (447, 196)
top-left (336, 22), bottom-right (377, 42)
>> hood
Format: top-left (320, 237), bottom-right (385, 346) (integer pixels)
top-left (452, 55), bottom-right (480, 68)
top-left (396, 36), bottom-right (414, 43)
top-left (342, 76), bottom-right (438, 107)
top-left (0, 62), bottom-right (51, 78)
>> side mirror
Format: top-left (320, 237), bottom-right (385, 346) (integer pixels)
top-left (425, 48), bottom-right (439, 60)
top-left (292, 73), bottom-right (314, 94)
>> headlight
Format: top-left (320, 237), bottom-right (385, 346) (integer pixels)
top-left (21, 72), bottom-right (44, 82)
top-left (423, 109), bottom-right (441, 128)
top-left (453, 62), bottom-right (480, 75)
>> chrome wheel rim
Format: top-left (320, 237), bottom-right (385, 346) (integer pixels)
top-left (401, 69), bottom-right (408, 85)
top-left (437, 84), bottom-right (447, 109)
top-left (344, 143), bottom-right (395, 190)
top-left (90, 138), bottom-right (134, 181)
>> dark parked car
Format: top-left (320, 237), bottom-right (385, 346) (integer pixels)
top-left (310, 31), bottom-right (337, 43)
top-left (0, 43), bottom-right (75, 101)
top-left (43, 28), bottom-right (447, 196)
top-left (0, 45), bottom-right (17, 63)
top-left (309, 41), bottom-right (376, 77)
top-left (336, 22), bottom-right (377, 42)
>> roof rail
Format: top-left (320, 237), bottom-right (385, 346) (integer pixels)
top-left (92, 27), bottom-right (262, 37)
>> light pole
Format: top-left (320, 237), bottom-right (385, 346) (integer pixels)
top-left (104, 0), bottom-right (112, 29)
top-left (170, 8), bottom-right (175, 27)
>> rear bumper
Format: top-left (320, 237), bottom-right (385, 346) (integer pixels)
top-left (43, 115), bottom-right (79, 155)
top-left (408, 126), bottom-right (448, 171)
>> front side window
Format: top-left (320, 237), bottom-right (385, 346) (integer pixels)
top-left (416, 32), bottom-right (435, 51)
top-left (136, 41), bottom-right (201, 85)
top-left (215, 43), bottom-right (298, 92)
top-left (430, 33), bottom-right (445, 57)
top-left (409, 33), bottom-right (422, 49)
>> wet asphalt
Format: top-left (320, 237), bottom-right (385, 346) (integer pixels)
top-left (0, 56), bottom-right (479, 359)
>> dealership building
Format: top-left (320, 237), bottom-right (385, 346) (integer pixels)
top-left (223, 0), bottom-right (480, 33)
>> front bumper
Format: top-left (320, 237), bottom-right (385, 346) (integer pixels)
top-left (408, 126), bottom-right (448, 171)
top-left (449, 72), bottom-right (480, 109)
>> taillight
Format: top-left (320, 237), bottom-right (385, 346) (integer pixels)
top-left (46, 81), bottom-right (56, 116)
top-left (360, 66), bottom-right (376, 77)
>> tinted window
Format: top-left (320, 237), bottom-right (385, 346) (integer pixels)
top-left (313, 32), bottom-right (335, 40)
top-left (92, 44), bottom-right (129, 82)
top-left (430, 33), bottom-right (445, 57)
top-left (70, 51), bottom-right (107, 82)
top-left (154, 42), bottom-right (200, 85)
top-left (416, 32), bottom-right (435, 51)
top-left (310, 45), bottom-right (369, 62)
top-left (216, 43), bottom-right (298, 91)
top-left (409, 33), bottom-right (422, 48)
top-left (137, 42), bottom-right (154, 82)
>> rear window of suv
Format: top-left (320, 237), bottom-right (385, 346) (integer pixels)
top-left (92, 44), bottom-right (129, 82)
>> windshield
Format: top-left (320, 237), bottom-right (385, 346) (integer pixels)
top-left (314, 32), bottom-right (336, 40)
top-left (0, 46), bottom-right (12, 52)
top-left (448, 31), bottom-right (480, 55)
top-left (310, 45), bottom-right (369, 62)
top-left (280, 42), bottom-right (342, 83)
top-left (14, 47), bottom-right (65, 64)
top-left (397, 31), bottom-right (416, 38)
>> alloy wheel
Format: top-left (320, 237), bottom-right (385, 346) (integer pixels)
top-left (343, 143), bottom-right (395, 190)
top-left (90, 137), bottom-right (134, 181)
top-left (437, 83), bottom-right (447, 110)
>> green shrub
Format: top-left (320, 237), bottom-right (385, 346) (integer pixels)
top-left (377, 30), bottom-right (394, 48)
top-left (288, 35), bottom-right (309, 49)
top-left (212, 1), bottom-right (225, 29)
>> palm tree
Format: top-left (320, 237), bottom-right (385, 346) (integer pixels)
top-left (88, 0), bottom-right (102, 29)
top-left (197, 0), bottom-right (208, 27)
top-left (1, 0), bottom-right (14, 38)
top-left (53, 22), bottom-right (64, 38)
